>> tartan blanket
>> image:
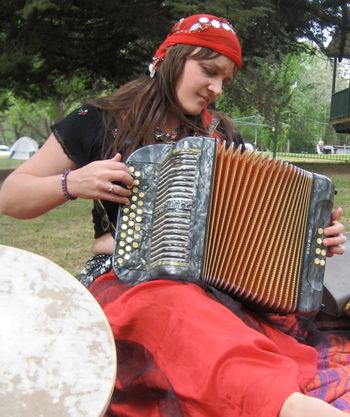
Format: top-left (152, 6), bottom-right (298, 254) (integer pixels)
top-left (304, 332), bottom-right (350, 412)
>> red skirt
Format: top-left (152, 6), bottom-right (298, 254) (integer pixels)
top-left (89, 271), bottom-right (339, 417)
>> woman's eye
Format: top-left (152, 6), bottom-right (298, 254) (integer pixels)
top-left (202, 66), bottom-right (215, 76)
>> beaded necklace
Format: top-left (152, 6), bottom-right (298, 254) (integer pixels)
top-left (154, 125), bottom-right (185, 144)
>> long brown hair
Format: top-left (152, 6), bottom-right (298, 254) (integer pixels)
top-left (89, 44), bottom-right (236, 159)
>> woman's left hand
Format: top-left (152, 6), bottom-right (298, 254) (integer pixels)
top-left (323, 207), bottom-right (346, 257)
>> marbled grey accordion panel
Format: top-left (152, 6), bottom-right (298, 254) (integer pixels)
top-left (299, 173), bottom-right (335, 312)
top-left (112, 137), bottom-right (216, 283)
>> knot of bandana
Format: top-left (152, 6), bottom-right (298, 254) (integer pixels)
top-left (149, 14), bottom-right (242, 77)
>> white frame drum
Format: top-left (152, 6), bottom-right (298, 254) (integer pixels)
top-left (0, 245), bottom-right (116, 417)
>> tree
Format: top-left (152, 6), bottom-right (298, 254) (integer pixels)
top-left (217, 50), bottom-right (347, 153)
top-left (0, 0), bottom-right (171, 102)
top-left (220, 53), bottom-right (301, 155)
top-left (0, 0), bottom-right (349, 102)
top-left (0, 74), bottom-right (102, 144)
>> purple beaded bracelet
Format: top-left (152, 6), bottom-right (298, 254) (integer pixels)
top-left (61, 168), bottom-right (77, 200)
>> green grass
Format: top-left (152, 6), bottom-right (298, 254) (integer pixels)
top-left (1, 158), bottom-right (349, 274)
top-left (0, 199), bottom-right (93, 276)
top-left (0, 159), bottom-right (22, 169)
top-left (294, 163), bottom-right (350, 231)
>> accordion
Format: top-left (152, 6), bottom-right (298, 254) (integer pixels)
top-left (112, 137), bottom-right (334, 314)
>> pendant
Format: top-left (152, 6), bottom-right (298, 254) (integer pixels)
top-left (154, 127), bottom-right (179, 143)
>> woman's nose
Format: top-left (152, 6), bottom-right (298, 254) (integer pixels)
top-left (208, 79), bottom-right (223, 97)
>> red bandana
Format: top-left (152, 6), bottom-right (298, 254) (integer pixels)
top-left (149, 14), bottom-right (242, 77)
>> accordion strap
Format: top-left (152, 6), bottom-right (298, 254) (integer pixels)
top-left (94, 199), bottom-right (116, 235)
top-left (208, 117), bottom-right (220, 138)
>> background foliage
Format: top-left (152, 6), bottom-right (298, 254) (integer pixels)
top-left (1, 0), bottom-right (349, 97)
top-left (0, 0), bottom-right (349, 149)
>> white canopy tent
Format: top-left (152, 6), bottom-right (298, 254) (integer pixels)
top-left (10, 136), bottom-right (39, 160)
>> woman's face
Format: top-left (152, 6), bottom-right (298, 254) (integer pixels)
top-left (175, 54), bottom-right (235, 116)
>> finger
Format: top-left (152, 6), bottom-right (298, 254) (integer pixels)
top-left (106, 159), bottom-right (134, 183)
top-left (105, 193), bottom-right (130, 205)
top-left (109, 170), bottom-right (135, 188)
top-left (324, 221), bottom-right (345, 237)
top-left (106, 154), bottom-right (131, 174)
top-left (102, 183), bottom-right (130, 204)
top-left (323, 233), bottom-right (346, 247)
top-left (108, 183), bottom-right (132, 197)
top-left (110, 153), bottom-right (122, 162)
top-left (327, 245), bottom-right (346, 257)
top-left (331, 207), bottom-right (343, 223)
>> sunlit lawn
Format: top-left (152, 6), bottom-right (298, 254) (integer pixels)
top-left (0, 198), bottom-right (93, 276)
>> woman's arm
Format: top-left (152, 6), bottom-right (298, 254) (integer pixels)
top-left (0, 133), bottom-right (134, 219)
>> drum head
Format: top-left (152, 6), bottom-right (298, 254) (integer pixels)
top-left (0, 245), bottom-right (116, 417)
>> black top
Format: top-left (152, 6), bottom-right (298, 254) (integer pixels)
top-left (52, 104), bottom-right (118, 238)
top-left (52, 104), bottom-right (246, 239)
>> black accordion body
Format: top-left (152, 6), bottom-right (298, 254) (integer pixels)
top-left (112, 137), bottom-right (334, 314)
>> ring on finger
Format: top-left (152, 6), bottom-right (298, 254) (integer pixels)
top-left (108, 184), bottom-right (114, 193)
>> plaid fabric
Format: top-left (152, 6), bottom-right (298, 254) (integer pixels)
top-left (304, 332), bottom-right (350, 412)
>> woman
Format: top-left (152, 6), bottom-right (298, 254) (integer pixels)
top-left (0, 14), bottom-right (348, 417)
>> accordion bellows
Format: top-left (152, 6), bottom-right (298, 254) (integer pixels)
top-left (113, 137), bottom-right (334, 314)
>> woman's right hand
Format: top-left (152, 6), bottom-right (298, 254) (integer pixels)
top-left (67, 153), bottom-right (134, 204)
